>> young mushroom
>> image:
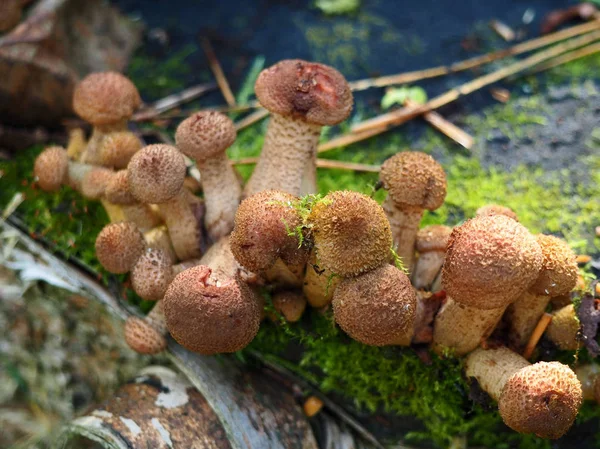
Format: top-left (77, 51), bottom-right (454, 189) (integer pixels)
top-left (244, 59), bottom-right (353, 197)
top-left (505, 234), bottom-right (578, 348)
top-left (332, 264), bottom-right (417, 346)
top-left (432, 215), bottom-right (542, 356)
top-left (412, 225), bottom-right (452, 290)
top-left (175, 111), bottom-right (241, 241)
top-left (34, 146), bottom-right (95, 192)
top-left (95, 222), bottom-right (146, 274)
top-left (131, 248), bottom-right (174, 301)
top-left (270, 290), bottom-right (307, 323)
top-left (476, 204), bottom-right (518, 221)
top-left (465, 347), bottom-right (582, 439)
top-left (379, 152), bottom-right (447, 273)
top-left (100, 131), bottom-right (143, 169)
top-left (127, 144), bottom-right (203, 261)
top-left (545, 304), bottom-right (581, 350)
top-left (124, 301), bottom-right (168, 355)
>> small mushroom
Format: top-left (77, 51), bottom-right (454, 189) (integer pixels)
top-left (271, 290), bottom-right (307, 323)
top-left (34, 146), bottom-right (94, 192)
top-left (128, 144), bottom-right (203, 261)
top-left (80, 167), bottom-right (115, 200)
top-left (545, 304), bottom-right (581, 351)
top-left (131, 248), bottom-right (174, 301)
top-left (505, 234), bottom-right (578, 348)
top-left (432, 215), bottom-right (542, 356)
top-left (379, 152), bottom-right (447, 273)
top-left (476, 204), bottom-right (518, 221)
top-left (244, 59), bottom-right (353, 197)
top-left (332, 264), bottom-right (417, 346)
top-left (465, 347), bottom-right (582, 439)
top-left (412, 225), bottom-right (452, 290)
top-left (176, 111), bottom-right (241, 241)
top-left (100, 131), bottom-right (143, 169)
top-left (73, 72), bottom-right (141, 165)
top-left (124, 301), bottom-right (168, 355)
top-left (95, 222), bottom-right (146, 274)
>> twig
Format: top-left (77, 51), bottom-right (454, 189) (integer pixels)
top-left (317, 127), bottom-right (383, 153)
top-left (489, 20), bottom-right (516, 42)
top-left (201, 37), bottom-right (236, 107)
top-left (348, 18), bottom-right (600, 92)
top-left (235, 108), bottom-right (269, 131)
top-left (528, 40), bottom-right (600, 74)
top-left (405, 99), bottom-right (474, 150)
top-left (132, 82), bottom-right (217, 121)
top-left (136, 101), bottom-right (261, 123)
top-left (232, 157), bottom-right (381, 173)
top-left (351, 30), bottom-right (600, 135)
top-left (522, 313), bottom-right (553, 360)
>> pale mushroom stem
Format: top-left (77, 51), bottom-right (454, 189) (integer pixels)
top-left (413, 251), bottom-right (445, 290)
top-left (300, 158), bottom-right (318, 196)
top-left (382, 196), bottom-right (423, 272)
top-left (244, 113), bottom-right (321, 197)
top-left (265, 258), bottom-right (304, 288)
top-left (83, 121), bottom-right (128, 165)
top-left (145, 300), bottom-right (167, 335)
top-left (505, 291), bottom-right (551, 348)
top-left (66, 161), bottom-right (93, 191)
top-left (159, 190), bottom-right (203, 261)
top-left (303, 250), bottom-right (341, 308)
top-left (465, 347), bottom-right (530, 400)
top-left (121, 203), bottom-right (162, 233)
top-left (200, 152), bottom-right (242, 241)
top-left (432, 298), bottom-right (506, 356)
top-left (144, 226), bottom-right (177, 263)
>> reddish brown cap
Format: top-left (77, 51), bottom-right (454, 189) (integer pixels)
top-left (104, 170), bottom-right (136, 205)
top-left (175, 111), bottom-right (236, 162)
top-left (476, 204), bottom-right (518, 221)
top-left (442, 215), bottom-right (543, 309)
top-left (529, 234), bottom-right (578, 297)
top-left (95, 222), bottom-right (145, 274)
top-left (332, 264), bottom-right (417, 346)
top-left (380, 152), bottom-right (447, 210)
top-left (34, 146), bottom-right (68, 192)
top-left (131, 248), bottom-right (173, 301)
top-left (101, 131), bottom-right (143, 169)
top-left (255, 59), bottom-right (353, 126)
top-left (73, 72), bottom-right (141, 126)
top-left (415, 225), bottom-right (452, 253)
top-left (127, 144), bottom-right (186, 204)
top-left (163, 266), bottom-right (261, 355)
top-left (124, 317), bottom-right (166, 355)
top-left (499, 362), bottom-right (582, 439)
top-left (81, 167), bottom-right (114, 200)
top-left (308, 191), bottom-right (392, 277)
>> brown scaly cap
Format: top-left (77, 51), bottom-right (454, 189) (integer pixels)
top-left (81, 167), bottom-right (114, 200)
top-left (499, 362), bottom-right (582, 439)
top-left (529, 234), bottom-right (578, 297)
top-left (124, 317), bottom-right (166, 355)
top-left (175, 111), bottom-right (236, 162)
top-left (73, 72), bottom-right (141, 126)
top-left (476, 204), bottom-right (518, 221)
top-left (127, 144), bottom-right (186, 204)
top-left (308, 191), bottom-right (392, 277)
top-left (34, 147), bottom-right (68, 192)
top-left (272, 291), bottom-right (307, 323)
top-left (95, 222), bottom-right (145, 274)
top-left (332, 264), bottom-right (417, 346)
top-left (442, 215), bottom-right (543, 309)
top-left (255, 59), bottom-right (353, 126)
top-left (104, 170), bottom-right (136, 205)
top-left (230, 190), bottom-right (305, 272)
top-left (101, 131), bottom-right (143, 169)
top-left (131, 249), bottom-right (173, 301)
top-left (379, 151), bottom-right (447, 210)
top-left (415, 225), bottom-right (452, 253)
top-left (163, 266), bottom-right (261, 355)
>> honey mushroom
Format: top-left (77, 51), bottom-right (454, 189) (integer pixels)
top-left (545, 304), bottom-right (582, 350)
top-left (412, 225), bottom-right (452, 290)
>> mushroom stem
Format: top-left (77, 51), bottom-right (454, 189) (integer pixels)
top-left (83, 122), bottom-right (128, 165)
top-left (99, 199), bottom-right (126, 223)
top-left (413, 251), bottom-right (445, 290)
top-left (382, 196), bottom-right (423, 272)
top-left (144, 226), bottom-right (177, 263)
top-left (244, 113), bottom-right (321, 196)
top-left (303, 251), bottom-right (341, 308)
top-left (158, 190), bottom-right (202, 261)
top-left (432, 298), bottom-right (506, 355)
top-left (505, 292), bottom-right (550, 348)
top-left (545, 304), bottom-right (581, 350)
top-left (300, 158), bottom-right (318, 196)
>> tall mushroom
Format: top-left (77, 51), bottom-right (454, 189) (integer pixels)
top-left (432, 215), bottom-right (542, 356)
top-left (175, 111), bottom-right (241, 241)
top-left (465, 347), bottom-right (582, 439)
top-left (127, 144), bottom-right (202, 261)
top-left (412, 225), bottom-right (452, 290)
top-left (244, 59), bottom-right (353, 197)
top-left (505, 234), bottom-right (578, 348)
top-left (379, 152), bottom-right (447, 273)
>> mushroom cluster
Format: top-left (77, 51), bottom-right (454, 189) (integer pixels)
top-left (33, 61), bottom-right (591, 440)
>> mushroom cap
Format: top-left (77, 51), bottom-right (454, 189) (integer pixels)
top-left (104, 170), bottom-right (136, 205)
top-left (332, 264), bottom-right (417, 346)
top-left (546, 304), bottom-right (581, 351)
top-left (529, 234), bottom-right (578, 297)
top-left (255, 59), bottom-right (353, 126)
top-left (476, 204), bottom-right (518, 221)
top-left (124, 317), bottom-right (166, 355)
top-left (34, 146), bottom-right (68, 192)
top-left (73, 72), bottom-right (141, 126)
top-left (80, 167), bottom-right (114, 199)
top-left (131, 248), bottom-right (173, 301)
top-left (101, 131), bottom-right (143, 169)
top-left (127, 144), bottom-right (186, 204)
top-left (442, 215), bottom-right (543, 309)
top-left (163, 266), bottom-right (261, 355)
top-left (175, 111), bottom-right (236, 162)
top-left (230, 190), bottom-right (305, 272)
top-left (272, 291), bottom-right (307, 323)
top-left (415, 225), bottom-right (452, 253)
top-left (95, 222), bottom-right (145, 274)
top-left (499, 362), bottom-right (582, 439)
top-left (379, 151), bottom-right (447, 210)
top-left (308, 191), bottom-right (392, 277)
